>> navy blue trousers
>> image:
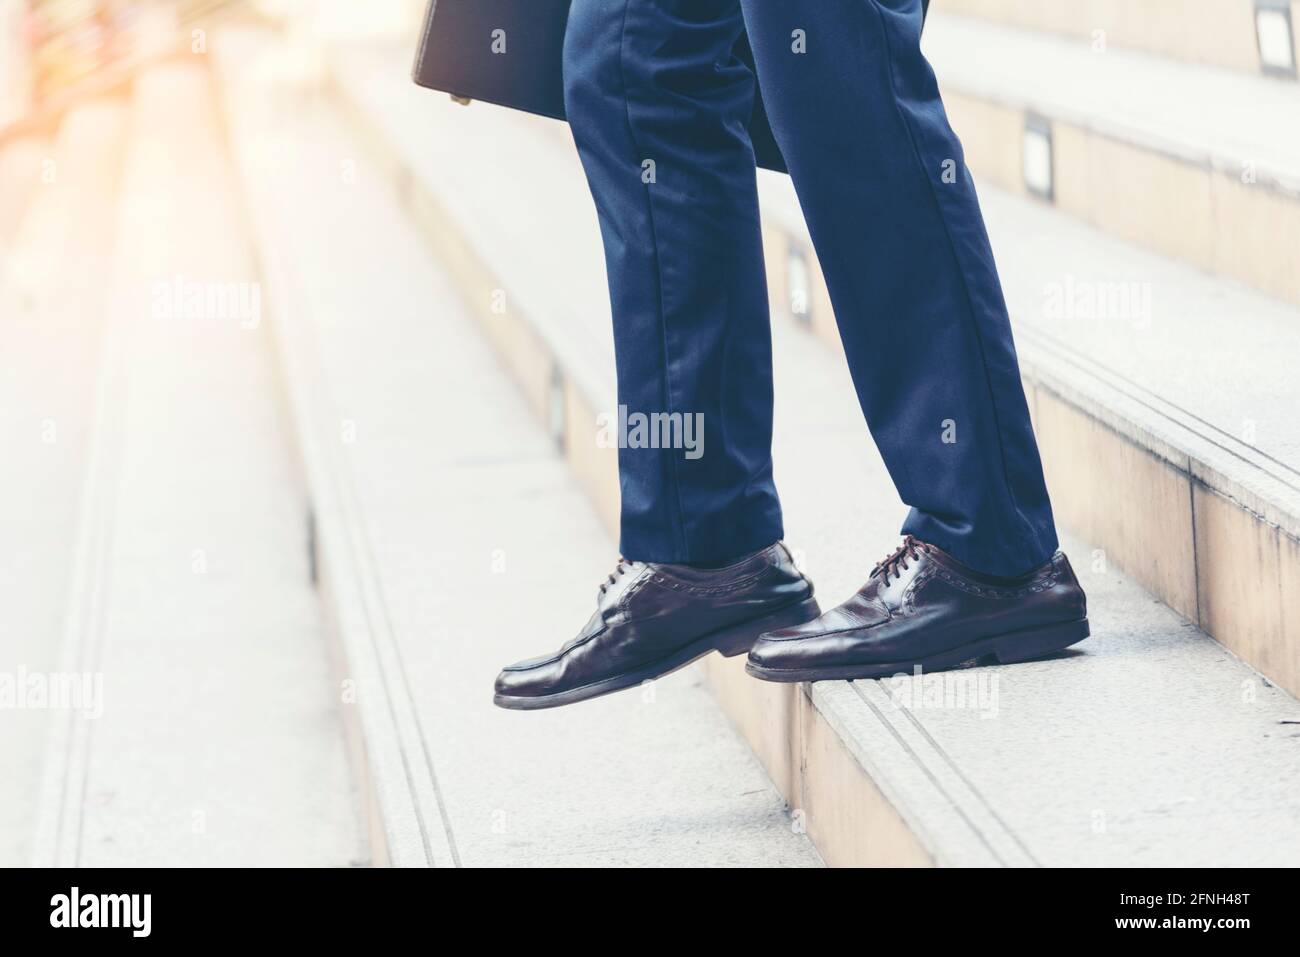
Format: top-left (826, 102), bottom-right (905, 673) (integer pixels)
top-left (564, 0), bottom-right (1058, 577)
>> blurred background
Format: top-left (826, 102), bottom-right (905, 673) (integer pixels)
top-left (2, 0), bottom-right (1299, 869)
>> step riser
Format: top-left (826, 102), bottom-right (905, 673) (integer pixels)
top-left (941, 91), bottom-right (1300, 310)
top-left (703, 657), bottom-right (934, 866)
top-left (761, 217), bottom-right (1300, 701)
top-left (325, 69), bottom-right (941, 868)
top-left (941, 0), bottom-right (1300, 78)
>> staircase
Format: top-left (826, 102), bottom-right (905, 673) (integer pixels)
top-left (3, 2), bottom-right (1299, 868)
top-left (1, 8), bottom-right (820, 869)
top-left (940, 0), bottom-right (1300, 77)
top-left (0, 99), bottom-right (125, 866)
top-left (2, 48), bottom-right (364, 865)
top-left (253, 4), bottom-right (1300, 866)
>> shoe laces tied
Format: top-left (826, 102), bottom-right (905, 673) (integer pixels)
top-left (598, 557), bottom-right (630, 596)
top-left (872, 536), bottom-right (929, 582)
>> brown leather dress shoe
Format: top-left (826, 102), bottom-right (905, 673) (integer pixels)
top-left (746, 536), bottom-right (1088, 682)
top-left (494, 542), bottom-right (820, 710)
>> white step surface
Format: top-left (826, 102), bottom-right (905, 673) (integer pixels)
top-left (328, 38), bottom-right (1300, 865)
top-left (0, 103), bottom-right (125, 867)
top-left (32, 62), bottom-right (362, 867)
top-left (216, 27), bottom-right (822, 868)
top-left (937, 0), bottom-right (1297, 77)
top-left (924, 12), bottom-right (1300, 192)
top-left (327, 42), bottom-right (616, 408)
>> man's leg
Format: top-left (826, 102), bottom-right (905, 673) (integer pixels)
top-left (740, 0), bottom-right (1090, 682)
top-left (494, 0), bottom-right (821, 711)
top-left (564, 0), bottom-right (782, 566)
top-left (742, 0), bottom-right (1055, 577)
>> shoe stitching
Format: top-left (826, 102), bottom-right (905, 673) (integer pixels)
top-left (928, 563), bottom-right (1060, 599)
top-left (648, 568), bottom-right (768, 596)
top-left (616, 566), bottom-right (654, 611)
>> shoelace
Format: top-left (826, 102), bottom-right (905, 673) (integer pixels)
top-left (598, 557), bottom-right (630, 596)
top-left (872, 535), bottom-right (930, 582)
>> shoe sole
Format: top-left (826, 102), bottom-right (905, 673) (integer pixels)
top-left (744, 617), bottom-right (1091, 683)
top-left (493, 596), bottom-right (823, 711)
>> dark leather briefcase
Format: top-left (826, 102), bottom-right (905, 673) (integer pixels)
top-left (412, 0), bottom-right (929, 175)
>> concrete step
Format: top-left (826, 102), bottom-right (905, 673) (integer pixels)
top-left (938, 0), bottom-right (1300, 78)
top-left (214, 25), bottom-right (822, 868)
top-left (924, 11), bottom-right (1300, 309)
top-left (322, 35), bottom-right (1300, 866)
top-left (32, 60), bottom-right (362, 867)
top-left (0, 101), bottom-right (126, 867)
